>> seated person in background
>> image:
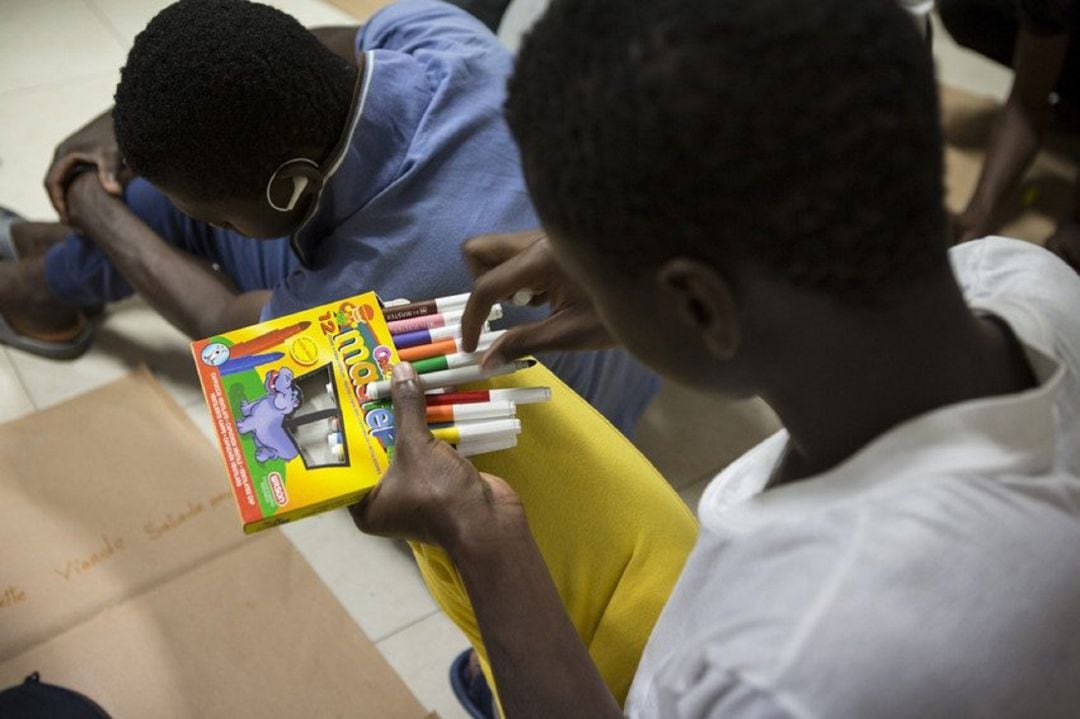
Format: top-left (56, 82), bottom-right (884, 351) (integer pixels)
top-left (0, 0), bottom-right (655, 434)
top-left (351, 0), bottom-right (1080, 716)
top-left (940, 0), bottom-right (1080, 269)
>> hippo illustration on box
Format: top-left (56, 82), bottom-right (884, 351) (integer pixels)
top-left (237, 367), bottom-right (302, 462)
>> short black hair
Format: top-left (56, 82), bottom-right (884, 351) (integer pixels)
top-left (508, 0), bottom-right (949, 304)
top-left (114, 0), bottom-right (355, 201)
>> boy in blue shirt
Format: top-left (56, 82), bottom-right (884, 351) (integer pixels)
top-left (0, 0), bottom-right (654, 433)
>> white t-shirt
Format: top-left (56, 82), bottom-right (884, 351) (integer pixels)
top-left (626, 238), bottom-right (1080, 718)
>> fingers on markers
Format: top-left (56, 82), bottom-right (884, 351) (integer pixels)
top-left (462, 253), bottom-right (544, 351)
top-left (482, 314), bottom-right (592, 368)
top-left (461, 230), bottom-right (546, 276)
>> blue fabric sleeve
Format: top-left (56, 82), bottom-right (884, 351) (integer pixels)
top-left (356, 0), bottom-right (499, 55)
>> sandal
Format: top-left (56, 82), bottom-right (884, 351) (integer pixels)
top-left (0, 206), bottom-right (94, 359)
top-left (449, 649), bottom-right (496, 719)
top-left (0, 206), bottom-right (22, 261)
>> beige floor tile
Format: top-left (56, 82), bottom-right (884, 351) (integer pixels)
top-left (86, 0), bottom-right (357, 48)
top-left (0, 348), bottom-right (35, 424)
top-left (7, 298), bottom-right (200, 410)
top-left (376, 611), bottom-right (472, 719)
top-left (0, 0), bottom-right (125, 96)
top-left (931, 11), bottom-right (1013, 101)
top-left (267, 0), bottom-right (359, 25)
top-left (181, 397), bottom-right (216, 444)
top-left (0, 73), bottom-right (118, 220)
top-left (325, 0), bottom-right (395, 22)
top-left (80, 0), bottom-right (175, 47)
top-left (280, 507), bottom-right (440, 642)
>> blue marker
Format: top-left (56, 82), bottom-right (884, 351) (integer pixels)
top-left (219, 352), bottom-right (285, 376)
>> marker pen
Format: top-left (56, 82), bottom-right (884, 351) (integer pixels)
top-left (363, 360), bottom-right (533, 401)
top-left (412, 349), bottom-right (487, 375)
top-left (429, 418), bottom-right (522, 445)
top-left (382, 292), bottom-right (471, 322)
top-left (391, 324), bottom-right (465, 349)
top-left (425, 387), bottom-right (552, 406)
top-left (425, 400), bottom-right (516, 424)
top-left (386, 305), bottom-right (502, 336)
top-left (397, 330), bottom-right (506, 362)
top-left (456, 433), bottom-right (519, 457)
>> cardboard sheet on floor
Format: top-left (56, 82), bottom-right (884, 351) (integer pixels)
top-left (0, 368), bottom-right (433, 718)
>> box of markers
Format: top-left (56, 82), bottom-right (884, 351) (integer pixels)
top-left (191, 291), bottom-right (547, 533)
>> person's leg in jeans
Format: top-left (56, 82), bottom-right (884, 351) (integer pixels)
top-left (42, 177), bottom-right (295, 308)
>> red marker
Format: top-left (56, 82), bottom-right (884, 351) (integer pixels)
top-left (425, 387), bottom-right (551, 406)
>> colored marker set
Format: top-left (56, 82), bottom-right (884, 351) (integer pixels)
top-left (191, 290), bottom-right (547, 534)
top-left (367, 293), bottom-right (550, 457)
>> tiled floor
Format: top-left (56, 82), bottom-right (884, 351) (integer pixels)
top-left (0, 2), bottom-right (1013, 717)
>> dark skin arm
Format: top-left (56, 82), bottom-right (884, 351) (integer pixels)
top-left (64, 172), bottom-right (268, 337)
top-left (351, 363), bottom-right (622, 719)
top-left (43, 108), bottom-right (132, 225)
top-left (459, 231), bottom-right (615, 367)
top-left (954, 29), bottom-right (1069, 243)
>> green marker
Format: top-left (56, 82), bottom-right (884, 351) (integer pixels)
top-left (412, 349), bottom-right (485, 375)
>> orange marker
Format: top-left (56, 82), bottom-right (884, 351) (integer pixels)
top-left (399, 338), bottom-right (457, 362)
top-left (397, 330), bottom-right (506, 362)
top-left (229, 321), bottom-right (311, 358)
top-left (425, 400), bottom-right (516, 424)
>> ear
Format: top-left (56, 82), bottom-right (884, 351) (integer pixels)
top-left (266, 159), bottom-right (323, 212)
top-left (657, 258), bottom-right (740, 360)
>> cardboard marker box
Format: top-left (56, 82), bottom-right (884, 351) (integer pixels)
top-left (192, 292), bottom-right (400, 533)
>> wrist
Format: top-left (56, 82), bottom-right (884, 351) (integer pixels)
top-left (66, 171), bottom-right (121, 226)
top-left (446, 501), bottom-right (531, 568)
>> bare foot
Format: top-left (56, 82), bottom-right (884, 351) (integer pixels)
top-left (9, 221), bottom-right (70, 260)
top-left (0, 256), bottom-right (83, 339)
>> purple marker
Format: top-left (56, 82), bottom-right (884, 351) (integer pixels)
top-left (391, 324), bottom-right (464, 349)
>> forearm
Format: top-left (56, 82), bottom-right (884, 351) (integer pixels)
top-left (964, 29), bottom-right (1070, 230)
top-left (75, 197), bottom-right (262, 337)
top-left (963, 98), bottom-right (1044, 224)
top-left (452, 525), bottom-right (623, 719)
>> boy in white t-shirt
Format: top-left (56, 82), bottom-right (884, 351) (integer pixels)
top-left (346, 0), bottom-right (1080, 716)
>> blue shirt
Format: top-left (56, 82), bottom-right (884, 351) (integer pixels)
top-left (265, 0), bottom-right (657, 434)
